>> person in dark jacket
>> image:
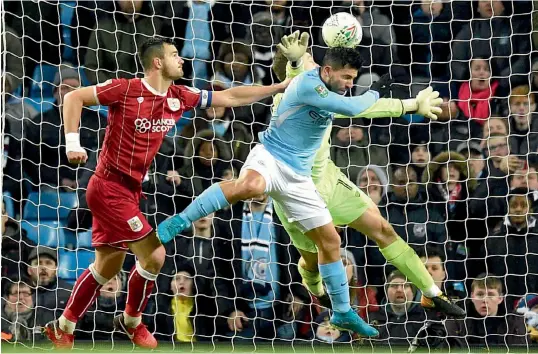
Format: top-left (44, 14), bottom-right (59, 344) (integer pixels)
top-left (368, 270), bottom-right (441, 346)
top-left (23, 66), bottom-right (107, 190)
top-left (2, 202), bottom-right (36, 279)
top-left (507, 86), bottom-right (538, 158)
top-left (484, 188), bottom-right (538, 311)
top-left (26, 247), bottom-right (72, 321)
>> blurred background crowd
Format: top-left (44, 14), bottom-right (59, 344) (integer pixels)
top-left (2, 0), bottom-right (538, 349)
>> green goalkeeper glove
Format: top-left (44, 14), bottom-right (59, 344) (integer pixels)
top-left (402, 86), bottom-right (443, 120)
top-left (277, 31), bottom-right (310, 65)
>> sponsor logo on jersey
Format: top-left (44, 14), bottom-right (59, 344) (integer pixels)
top-left (134, 117), bottom-right (176, 133)
top-left (314, 84), bottom-right (328, 98)
top-left (167, 98), bottom-right (181, 111)
top-left (127, 216), bottom-right (144, 232)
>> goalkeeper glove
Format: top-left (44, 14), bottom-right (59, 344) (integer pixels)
top-left (370, 74), bottom-right (394, 98)
top-left (277, 31), bottom-right (309, 66)
top-left (402, 86), bottom-right (443, 120)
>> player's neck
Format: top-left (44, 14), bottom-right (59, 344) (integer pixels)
top-left (142, 74), bottom-right (172, 95)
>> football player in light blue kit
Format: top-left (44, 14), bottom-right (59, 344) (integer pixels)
top-left (159, 48), bottom-right (389, 336)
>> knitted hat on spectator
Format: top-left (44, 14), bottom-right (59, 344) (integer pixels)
top-left (517, 294), bottom-right (538, 310)
top-left (27, 246), bottom-right (57, 264)
top-left (456, 141), bottom-right (482, 156)
top-left (54, 65), bottom-right (79, 86)
top-left (356, 165), bottom-right (389, 198)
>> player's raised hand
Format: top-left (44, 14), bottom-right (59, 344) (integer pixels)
top-left (277, 30), bottom-right (310, 62)
top-left (415, 86), bottom-right (443, 120)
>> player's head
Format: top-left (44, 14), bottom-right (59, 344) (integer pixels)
top-left (471, 275), bottom-right (504, 317)
top-left (139, 38), bottom-right (184, 80)
top-left (320, 47), bottom-right (362, 95)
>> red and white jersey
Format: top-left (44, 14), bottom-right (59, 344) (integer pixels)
top-left (93, 78), bottom-right (211, 187)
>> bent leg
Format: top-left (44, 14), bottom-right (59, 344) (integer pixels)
top-left (349, 206), bottom-right (439, 297)
top-left (60, 246), bottom-right (125, 333)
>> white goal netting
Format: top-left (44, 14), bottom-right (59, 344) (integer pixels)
top-left (1, 0), bottom-right (538, 352)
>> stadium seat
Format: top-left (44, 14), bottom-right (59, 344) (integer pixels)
top-left (75, 230), bottom-right (93, 249)
top-left (57, 249), bottom-right (95, 281)
top-left (23, 192), bottom-right (78, 221)
top-left (21, 220), bottom-right (67, 248)
top-left (30, 64), bottom-right (58, 99)
top-left (60, 2), bottom-right (76, 62)
top-left (3, 192), bottom-right (15, 219)
top-left (23, 97), bottom-right (56, 115)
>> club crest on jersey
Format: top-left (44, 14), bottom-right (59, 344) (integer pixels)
top-left (127, 216), bottom-right (144, 232)
top-left (167, 98), bottom-right (181, 111)
top-left (314, 84), bottom-right (328, 98)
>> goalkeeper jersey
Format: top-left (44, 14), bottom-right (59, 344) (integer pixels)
top-left (259, 68), bottom-right (379, 176)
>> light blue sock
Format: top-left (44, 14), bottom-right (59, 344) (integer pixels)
top-left (319, 260), bottom-right (351, 313)
top-left (181, 183), bottom-right (230, 222)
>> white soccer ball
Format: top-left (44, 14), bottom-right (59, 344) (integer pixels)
top-left (322, 12), bottom-right (363, 48)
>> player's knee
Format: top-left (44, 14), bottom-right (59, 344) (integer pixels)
top-left (139, 244), bottom-right (166, 274)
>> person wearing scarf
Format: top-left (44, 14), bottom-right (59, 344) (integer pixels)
top-left (457, 58), bottom-right (499, 125)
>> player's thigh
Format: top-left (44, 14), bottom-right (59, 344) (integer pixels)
top-left (240, 144), bottom-right (285, 196)
top-left (328, 175), bottom-right (376, 226)
top-left (93, 245), bottom-right (127, 280)
top-left (274, 201), bottom-right (318, 254)
top-left (348, 206), bottom-right (396, 248)
top-left (128, 231), bottom-right (166, 272)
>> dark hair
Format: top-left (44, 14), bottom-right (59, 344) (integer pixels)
top-left (508, 187), bottom-right (533, 203)
top-left (322, 47), bottom-right (362, 71)
top-left (2, 276), bottom-right (33, 297)
top-left (138, 38), bottom-right (176, 71)
top-left (416, 246), bottom-right (446, 265)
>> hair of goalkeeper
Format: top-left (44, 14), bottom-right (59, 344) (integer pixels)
top-left (139, 38), bottom-right (177, 71)
top-left (322, 47), bottom-right (363, 71)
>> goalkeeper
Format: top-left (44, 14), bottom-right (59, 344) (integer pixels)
top-left (273, 31), bottom-right (465, 318)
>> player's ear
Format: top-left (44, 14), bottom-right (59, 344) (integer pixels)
top-left (153, 57), bottom-right (162, 70)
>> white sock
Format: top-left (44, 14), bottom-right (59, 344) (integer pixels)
top-left (423, 284), bottom-right (442, 298)
top-left (59, 315), bottom-right (76, 334)
top-left (123, 312), bottom-right (142, 328)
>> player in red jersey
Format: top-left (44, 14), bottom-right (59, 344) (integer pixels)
top-left (43, 38), bottom-right (289, 349)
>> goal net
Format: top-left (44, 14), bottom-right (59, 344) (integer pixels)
top-left (1, 0), bottom-right (537, 351)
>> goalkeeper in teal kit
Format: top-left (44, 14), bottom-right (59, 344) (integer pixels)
top-left (158, 33), bottom-right (464, 337)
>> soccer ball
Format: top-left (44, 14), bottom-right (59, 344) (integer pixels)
top-left (322, 12), bottom-right (363, 48)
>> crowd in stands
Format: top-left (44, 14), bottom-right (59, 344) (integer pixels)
top-left (2, 0), bottom-right (538, 348)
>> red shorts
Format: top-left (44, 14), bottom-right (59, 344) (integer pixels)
top-left (86, 174), bottom-right (153, 250)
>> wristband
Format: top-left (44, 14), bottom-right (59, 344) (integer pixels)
top-left (65, 132), bottom-right (83, 153)
top-left (290, 58), bottom-right (303, 69)
top-left (402, 99), bottom-right (418, 114)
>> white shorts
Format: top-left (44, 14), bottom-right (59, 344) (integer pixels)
top-left (242, 144), bottom-right (332, 233)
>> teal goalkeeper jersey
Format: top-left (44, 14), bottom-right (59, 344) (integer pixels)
top-left (259, 68), bottom-right (379, 176)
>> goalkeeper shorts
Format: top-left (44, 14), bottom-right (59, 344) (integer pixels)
top-left (275, 162), bottom-right (374, 253)
top-left (86, 174), bottom-right (153, 250)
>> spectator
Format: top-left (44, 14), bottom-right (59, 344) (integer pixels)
top-left (485, 188), bottom-right (538, 311)
top-left (410, 0), bottom-right (453, 80)
top-left (383, 166), bottom-right (447, 250)
top-left (161, 213), bottom-right (231, 338)
top-left (3, 26), bottom-right (23, 96)
top-left (479, 117), bottom-right (509, 150)
top-left (458, 276), bottom-right (528, 347)
top-left (248, 11), bottom-right (284, 85)
top-left (515, 295), bottom-right (538, 343)
top-left (532, 60), bottom-right (538, 93)
top-left (451, 0), bottom-right (531, 88)
top-left (409, 141), bottom-right (430, 178)
top-left (356, 165), bottom-right (389, 206)
top-left (77, 274), bottom-right (126, 340)
top-left (456, 141), bottom-right (486, 180)
top-left (313, 311), bottom-right (352, 343)
top-left (23, 66), bottom-right (107, 190)
top-left (1, 201), bottom-right (35, 279)
top-left (456, 58), bottom-right (501, 125)
top-left (507, 86), bottom-right (538, 157)
top-left (155, 263), bottom-right (219, 342)
top-left (26, 247), bottom-right (72, 321)
top-left (84, 0), bottom-right (174, 84)
top-left (331, 120), bottom-right (389, 183)
top-left (417, 246), bottom-right (466, 301)
top-left (422, 151), bottom-right (477, 242)
top-left (1, 277), bottom-right (50, 343)
top-left (510, 164), bottom-right (538, 191)
top-left (368, 270), bottom-right (434, 346)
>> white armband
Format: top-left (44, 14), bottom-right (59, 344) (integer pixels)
top-left (65, 133), bottom-right (85, 153)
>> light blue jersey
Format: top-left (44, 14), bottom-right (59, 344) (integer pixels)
top-left (259, 68), bottom-right (379, 176)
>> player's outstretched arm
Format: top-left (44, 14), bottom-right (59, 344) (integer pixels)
top-left (210, 79), bottom-right (290, 108)
top-left (63, 86), bottom-right (99, 164)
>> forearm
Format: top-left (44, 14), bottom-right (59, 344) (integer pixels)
top-left (334, 98), bottom-right (405, 119)
top-left (225, 84), bottom-right (284, 107)
top-left (63, 92), bottom-right (83, 134)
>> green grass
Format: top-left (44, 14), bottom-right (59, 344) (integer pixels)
top-left (2, 341), bottom-right (538, 354)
